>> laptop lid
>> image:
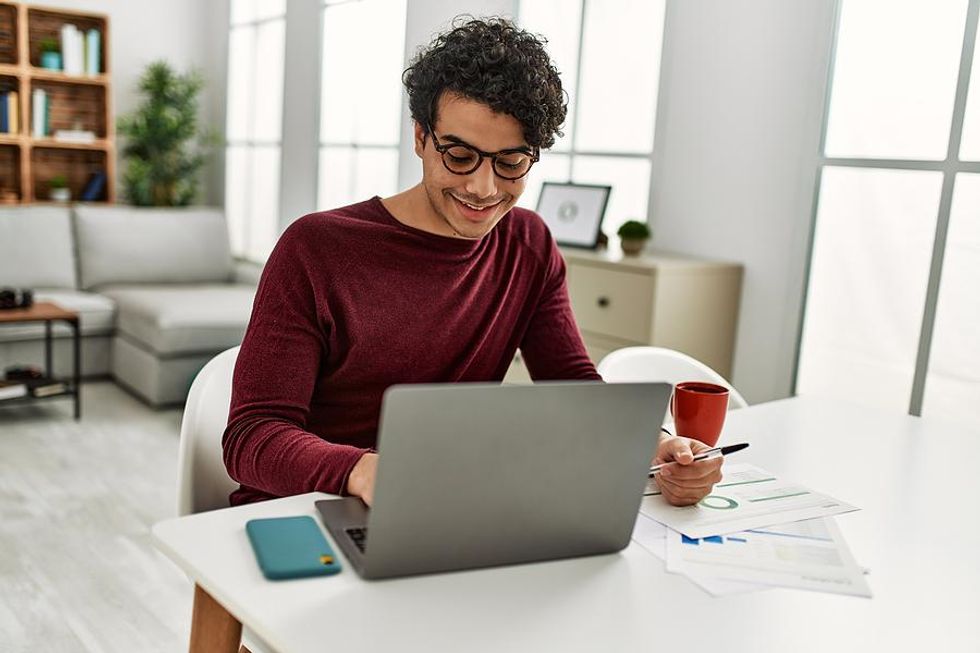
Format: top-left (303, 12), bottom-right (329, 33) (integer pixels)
top-left (353, 381), bottom-right (670, 579)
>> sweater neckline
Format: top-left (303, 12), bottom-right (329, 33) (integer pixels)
top-left (370, 196), bottom-right (497, 255)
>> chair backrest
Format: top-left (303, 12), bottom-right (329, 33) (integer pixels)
top-left (176, 346), bottom-right (240, 516)
top-left (597, 346), bottom-right (748, 410)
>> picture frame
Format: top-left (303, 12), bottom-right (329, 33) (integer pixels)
top-left (535, 182), bottom-right (612, 250)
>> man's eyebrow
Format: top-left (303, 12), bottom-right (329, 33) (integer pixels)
top-left (441, 133), bottom-right (533, 152)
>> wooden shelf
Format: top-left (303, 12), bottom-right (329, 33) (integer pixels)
top-left (30, 136), bottom-right (110, 150)
top-left (29, 67), bottom-right (107, 85)
top-left (0, 2), bottom-right (113, 203)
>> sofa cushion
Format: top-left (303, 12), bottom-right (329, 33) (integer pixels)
top-left (99, 284), bottom-right (255, 355)
top-left (74, 206), bottom-right (234, 290)
top-left (0, 289), bottom-right (115, 342)
top-left (0, 206), bottom-right (77, 289)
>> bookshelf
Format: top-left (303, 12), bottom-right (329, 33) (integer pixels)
top-left (0, 2), bottom-right (112, 204)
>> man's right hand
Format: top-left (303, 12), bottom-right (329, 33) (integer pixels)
top-left (347, 453), bottom-right (379, 506)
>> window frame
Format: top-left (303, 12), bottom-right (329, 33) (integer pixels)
top-left (794, 0), bottom-right (980, 415)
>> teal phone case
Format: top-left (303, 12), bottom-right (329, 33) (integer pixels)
top-left (245, 516), bottom-right (342, 580)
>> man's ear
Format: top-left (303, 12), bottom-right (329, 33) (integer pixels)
top-left (413, 122), bottom-right (426, 158)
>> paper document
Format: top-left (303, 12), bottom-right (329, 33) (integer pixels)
top-left (641, 463), bottom-right (858, 538)
top-left (665, 517), bottom-right (872, 597)
top-left (632, 513), bottom-right (765, 596)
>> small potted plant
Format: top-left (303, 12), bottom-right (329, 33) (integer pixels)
top-left (617, 220), bottom-right (651, 256)
top-left (48, 175), bottom-right (70, 202)
top-left (39, 37), bottom-right (62, 71)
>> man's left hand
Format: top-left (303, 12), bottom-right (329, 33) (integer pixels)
top-left (652, 435), bottom-right (723, 506)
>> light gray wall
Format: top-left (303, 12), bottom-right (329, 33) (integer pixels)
top-left (25, 0), bottom-right (228, 205)
top-left (649, 0), bottom-right (837, 403)
top-left (397, 0), bottom-right (517, 190)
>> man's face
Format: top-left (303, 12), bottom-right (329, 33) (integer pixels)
top-left (415, 92), bottom-right (530, 240)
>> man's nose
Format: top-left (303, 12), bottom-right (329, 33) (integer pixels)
top-left (464, 158), bottom-right (498, 199)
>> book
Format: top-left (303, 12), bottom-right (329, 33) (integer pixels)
top-left (32, 89), bottom-right (45, 137)
top-left (61, 24), bottom-right (84, 76)
top-left (30, 381), bottom-right (67, 397)
top-left (53, 129), bottom-right (96, 144)
top-left (80, 171), bottom-right (107, 201)
top-left (86, 29), bottom-right (101, 75)
top-left (8, 91), bottom-right (17, 134)
top-left (0, 380), bottom-right (28, 400)
top-left (0, 91), bottom-right (7, 133)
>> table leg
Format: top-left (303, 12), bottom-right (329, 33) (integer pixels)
top-left (44, 320), bottom-right (52, 377)
top-left (189, 584), bottom-right (242, 653)
top-left (71, 318), bottom-right (80, 420)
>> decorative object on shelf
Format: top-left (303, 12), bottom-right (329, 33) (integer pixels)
top-left (48, 174), bottom-right (70, 201)
top-left (535, 181), bottom-right (612, 250)
top-left (617, 220), bottom-right (651, 256)
top-left (39, 36), bottom-right (61, 70)
top-left (117, 61), bottom-right (215, 206)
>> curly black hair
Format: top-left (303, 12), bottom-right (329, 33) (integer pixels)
top-left (403, 16), bottom-right (567, 150)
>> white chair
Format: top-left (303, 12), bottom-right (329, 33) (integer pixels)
top-left (597, 346), bottom-right (748, 410)
top-left (176, 345), bottom-right (272, 653)
top-left (176, 345), bottom-right (240, 516)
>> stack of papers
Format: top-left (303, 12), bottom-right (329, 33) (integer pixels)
top-left (632, 463), bottom-right (872, 597)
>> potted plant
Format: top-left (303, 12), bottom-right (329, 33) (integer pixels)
top-left (39, 37), bottom-right (61, 71)
top-left (117, 61), bottom-right (215, 206)
top-left (617, 220), bottom-right (651, 255)
top-left (48, 175), bottom-right (70, 202)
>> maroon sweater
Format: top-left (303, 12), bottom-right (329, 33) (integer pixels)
top-left (223, 197), bottom-right (600, 505)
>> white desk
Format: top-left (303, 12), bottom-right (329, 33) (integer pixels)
top-left (153, 397), bottom-right (980, 652)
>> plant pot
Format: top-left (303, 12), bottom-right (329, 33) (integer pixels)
top-left (620, 238), bottom-right (647, 256)
top-left (40, 51), bottom-right (62, 71)
top-left (49, 187), bottom-right (71, 203)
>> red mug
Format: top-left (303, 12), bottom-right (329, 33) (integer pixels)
top-left (670, 381), bottom-right (730, 447)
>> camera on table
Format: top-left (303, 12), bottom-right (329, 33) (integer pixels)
top-left (0, 287), bottom-right (34, 310)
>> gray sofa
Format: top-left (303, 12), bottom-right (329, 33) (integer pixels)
top-left (0, 205), bottom-right (261, 406)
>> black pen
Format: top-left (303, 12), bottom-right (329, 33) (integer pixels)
top-left (648, 442), bottom-right (749, 477)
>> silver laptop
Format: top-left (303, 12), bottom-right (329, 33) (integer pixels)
top-left (315, 381), bottom-right (671, 580)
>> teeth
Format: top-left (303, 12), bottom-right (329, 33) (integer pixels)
top-left (455, 196), bottom-right (494, 211)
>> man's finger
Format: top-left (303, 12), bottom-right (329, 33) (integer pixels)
top-left (659, 458), bottom-right (722, 482)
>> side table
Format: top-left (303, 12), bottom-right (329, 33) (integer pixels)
top-left (0, 302), bottom-right (81, 419)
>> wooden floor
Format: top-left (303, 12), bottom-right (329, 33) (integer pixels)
top-left (0, 382), bottom-right (193, 652)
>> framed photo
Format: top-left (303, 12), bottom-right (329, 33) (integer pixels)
top-left (535, 182), bottom-right (612, 249)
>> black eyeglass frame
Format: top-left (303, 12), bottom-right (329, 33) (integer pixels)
top-left (426, 124), bottom-right (540, 181)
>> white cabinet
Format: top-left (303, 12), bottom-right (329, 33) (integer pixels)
top-left (505, 248), bottom-right (743, 383)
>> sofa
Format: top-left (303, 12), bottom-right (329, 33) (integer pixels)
top-left (0, 204), bottom-right (262, 406)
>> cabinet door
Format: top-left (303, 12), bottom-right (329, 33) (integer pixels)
top-left (566, 264), bottom-right (654, 342)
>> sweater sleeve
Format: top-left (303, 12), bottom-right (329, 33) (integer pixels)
top-left (222, 222), bottom-right (369, 499)
top-left (519, 237), bottom-right (602, 381)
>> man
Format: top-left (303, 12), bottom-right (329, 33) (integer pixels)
top-left (223, 17), bottom-right (721, 508)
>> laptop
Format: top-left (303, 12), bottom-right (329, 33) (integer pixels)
top-left (315, 381), bottom-right (671, 580)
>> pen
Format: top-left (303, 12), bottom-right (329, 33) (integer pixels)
top-left (648, 442), bottom-right (749, 477)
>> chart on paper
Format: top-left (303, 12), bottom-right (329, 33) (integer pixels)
top-left (665, 517), bottom-right (872, 597)
top-left (642, 463), bottom-right (859, 538)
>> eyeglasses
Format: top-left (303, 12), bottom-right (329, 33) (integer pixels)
top-left (427, 126), bottom-right (539, 180)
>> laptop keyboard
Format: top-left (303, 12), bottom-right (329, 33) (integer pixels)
top-left (346, 527), bottom-right (368, 552)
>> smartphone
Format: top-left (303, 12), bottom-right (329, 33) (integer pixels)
top-left (245, 515), bottom-right (342, 580)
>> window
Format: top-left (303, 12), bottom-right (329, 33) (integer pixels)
top-left (225, 0), bottom-right (286, 262)
top-left (516, 0), bottom-right (666, 236)
top-left (796, 0), bottom-right (980, 423)
top-left (317, 0), bottom-right (406, 210)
